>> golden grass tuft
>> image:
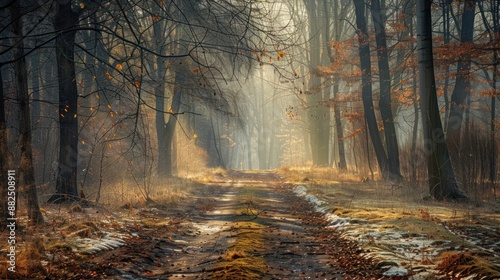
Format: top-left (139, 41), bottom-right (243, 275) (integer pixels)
top-left (224, 249), bottom-right (247, 260)
top-left (46, 241), bottom-right (74, 252)
top-left (16, 238), bottom-right (46, 277)
top-left (211, 221), bottom-right (266, 279)
top-left (437, 252), bottom-right (500, 279)
top-left (277, 166), bottom-right (364, 184)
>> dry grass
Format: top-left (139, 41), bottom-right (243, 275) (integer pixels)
top-left (437, 252), bottom-right (500, 279)
top-left (209, 187), bottom-right (266, 280)
top-left (278, 166), bottom-right (369, 184)
top-left (15, 238), bottom-right (46, 277)
top-left (280, 167), bottom-right (500, 277)
top-left (224, 249), bottom-right (247, 260)
top-left (90, 176), bottom-right (196, 209)
top-left (185, 167), bottom-right (228, 183)
top-left (211, 221), bottom-right (266, 280)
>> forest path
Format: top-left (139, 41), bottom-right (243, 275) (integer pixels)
top-left (41, 170), bottom-right (388, 279)
top-left (9, 171), bottom-right (500, 279)
top-left (158, 170), bottom-right (385, 279)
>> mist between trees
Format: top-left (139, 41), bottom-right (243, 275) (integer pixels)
top-left (1, 0), bottom-right (499, 226)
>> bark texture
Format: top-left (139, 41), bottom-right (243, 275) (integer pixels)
top-left (416, 0), bottom-right (467, 200)
top-left (50, 2), bottom-right (81, 202)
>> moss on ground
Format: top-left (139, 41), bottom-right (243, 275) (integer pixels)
top-left (209, 188), bottom-right (267, 279)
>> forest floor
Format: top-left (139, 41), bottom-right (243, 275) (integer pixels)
top-left (1, 169), bottom-right (500, 279)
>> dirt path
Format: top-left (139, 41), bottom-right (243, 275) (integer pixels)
top-left (26, 171), bottom-right (390, 279)
top-left (162, 171), bottom-right (382, 279)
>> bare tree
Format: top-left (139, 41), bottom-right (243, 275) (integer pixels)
top-left (353, 0), bottom-right (391, 179)
top-left (8, 1), bottom-right (44, 223)
top-left (371, 0), bottom-right (402, 179)
top-left (0, 68), bottom-right (8, 227)
top-left (304, 0), bottom-right (330, 167)
top-left (416, 0), bottom-right (467, 200)
top-left (48, 1), bottom-right (82, 202)
top-left (446, 0), bottom-right (477, 151)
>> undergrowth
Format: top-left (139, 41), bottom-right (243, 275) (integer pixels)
top-left (437, 252), bottom-right (500, 279)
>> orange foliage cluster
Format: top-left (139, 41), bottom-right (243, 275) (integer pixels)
top-left (315, 16), bottom-right (500, 139)
top-left (341, 127), bottom-right (365, 140)
top-left (316, 39), bottom-right (361, 86)
top-left (343, 112), bottom-right (364, 123)
top-left (479, 88), bottom-right (500, 98)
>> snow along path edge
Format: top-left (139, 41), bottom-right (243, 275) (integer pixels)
top-left (291, 184), bottom-right (450, 278)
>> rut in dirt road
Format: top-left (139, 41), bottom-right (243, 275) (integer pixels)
top-left (164, 171), bottom-right (388, 279)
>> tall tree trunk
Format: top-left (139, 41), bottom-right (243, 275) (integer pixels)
top-left (353, 0), bottom-right (390, 179)
top-left (0, 68), bottom-right (9, 227)
top-left (49, 2), bottom-right (81, 202)
top-left (155, 82), bottom-right (168, 176)
top-left (371, 0), bottom-right (402, 179)
top-left (446, 1), bottom-right (476, 150)
top-left (332, 83), bottom-right (347, 170)
top-left (490, 0), bottom-right (499, 194)
top-left (153, 19), bottom-right (170, 177)
top-left (442, 0), bottom-right (452, 132)
top-left (416, 0), bottom-right (467, 200)
top-left (163, 82), bottom-right (182, 177)
top-left (392, 0), bottom-right (415, 96)
top-left (491, 68), bottom-right (497, 189)
top-left (410, 19), bottom-right (419, 183)
top-left (411, 72), bottom-right (420, 184)
top-left (246, 131), bottom-right (253, 170)
top-left (209, 111), bottom-right (225, 168)
top-left (326, 0), bottom-right (347, 170)
top-left (257, 68), bottom-right (268, 169)
top-left (478, 0), bottom-right (499, 193)
top-left (31, 54), bottom-right (42, 153)
top-left (305, 0), bottom-right (329, 166)
top-left (11, 2), bottom-right (44, 223)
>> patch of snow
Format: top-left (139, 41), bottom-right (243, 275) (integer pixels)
top-left (410, 271), bottom-right (437, 280)
top-left (73, 232), bottom-right (125, 255)
top-left (304, 194), bottom-right (330, 213)
top-left (383, 266), bottom-right (408, 276)
top-left (325, 213), bottom-right (365, 228)
top-left (293, 185), bottom-right (307, 196)
top-left (292, 184), bottom-right (459, 276)
top-left (192, 222), bottom-right (225, 234)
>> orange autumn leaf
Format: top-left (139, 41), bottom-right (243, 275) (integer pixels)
top-left (192, 68), bottom-right (199, 73)
top-left (133, 81), bottom-right (141, 88)
top-left (116, 64), bottom-right (123, 71)
top-left (277, 51), bottom-right (285, 60)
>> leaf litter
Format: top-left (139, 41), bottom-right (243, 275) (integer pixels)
top-left (2, 170), bottom-right (499, 279)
